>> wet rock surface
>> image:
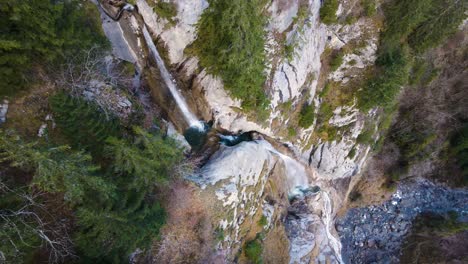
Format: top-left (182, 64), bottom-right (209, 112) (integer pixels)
top-left (286, 189), bottom-right (342, 264)
top-left (286, 192), bottom-right (320, 263)
top-left (337, 179), bottom-right (468, 263)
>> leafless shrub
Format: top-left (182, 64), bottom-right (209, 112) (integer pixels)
top-left (54, 46), bottom-right (137, 120)
top-left (56, 46), bottom-right (133, 95)
top-left (151, 182), bottom-right (215, 264)
top-left (366, 142), bottom-right (400, 179)
top-left (170, 158), bottom-right (198, 180)
top-left (0, 181), bottom-right (75, 263)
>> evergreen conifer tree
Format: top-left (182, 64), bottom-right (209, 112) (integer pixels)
top-left (50, 92), bottom-right (122, 157)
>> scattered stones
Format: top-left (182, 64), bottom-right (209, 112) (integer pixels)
top-left (37, 114), bottom-right (55, 137)
top-left (337, 179), bottom-right (468, 263)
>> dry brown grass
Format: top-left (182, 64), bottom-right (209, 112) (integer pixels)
top-left (151, 181), bottom-right (217, 264)
top-left (337, 142), bottom-right (400, 217)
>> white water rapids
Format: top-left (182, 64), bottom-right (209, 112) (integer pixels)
top-left (142, 26), bottom-right (203, 130)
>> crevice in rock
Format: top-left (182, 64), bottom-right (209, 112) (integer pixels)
top-left (331, 31), bottom-right (347, 46)
top-left (282, 66), bottom-right (293, 100)
top-left (287, 61), bottom-right (299, 85)
top-left (308, 145), bottom-right (318, 166)
top-left (317, 144), bottom-right (325, 169)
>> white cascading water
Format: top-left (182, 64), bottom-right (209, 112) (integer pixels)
top-left (266, 141), bottom-right (343, 263)
top-left (322, 191), bottom-right (344, 264)
top-left (142, 26), bottom-right (203, 130)
top-left (264, 143), bottom-right (309, 192)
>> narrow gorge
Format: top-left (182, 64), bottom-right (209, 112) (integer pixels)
top-left (0, 0), bottom-right (466, 263)
top-left (94, 0), bottom-right (467, 262)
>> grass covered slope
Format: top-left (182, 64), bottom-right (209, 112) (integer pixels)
top-left (190, 0), bottom-right (269, 112)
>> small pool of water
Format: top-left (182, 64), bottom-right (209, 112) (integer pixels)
top-left (183, 121), bottom-right (260, 150)
top-left (218, 132), bottom-right (255, 146)
top-left (289, 185), bottom-right (321, 200)
top-left (183, 122), bottom-right (211, 150)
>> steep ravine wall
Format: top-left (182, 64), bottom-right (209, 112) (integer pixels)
top-left (96, 0), bottom-right (379, 263)
top-left (133, 0), bottom-right (377, 181)
top-left (94, 1), bottom-right (468, 263)
top-left (97, 0), bottom-right (381, 184)
top-left (189, 140), bottom-right (347, 263)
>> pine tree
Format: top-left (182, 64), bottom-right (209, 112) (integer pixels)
top-left (192, 0), bottom-right (268, 110)
top-left (408, 0), bottom-right (465, 53)
top-left (1, 124), bottom-right (183, 261)
top-left (0, 0), bottom-right (60, 95)
top-left (105, 127), bottom-right (182, 190)
top-left (319, 0), bottom-right (339, 24)
top-left (49, 92), bottom-right (122, 157)
top-left (0, 130), bottom-right (114, 205)
top-left (75, 196), bottom-right (166, 262)
top-left (74, 127), bottom-right (182, 261)
top-left (0, 0), bottom-right (107, 96)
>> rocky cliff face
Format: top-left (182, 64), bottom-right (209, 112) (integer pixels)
top-left (96, 0), bottom-right (374, 262)
top-left (127, 0), bottom-right (379, 181)
top-left (188, 139), bottom-right (345, 263)
top-left (190, 141), bottom-right (291, 261)
top-left (95, 0), bottom-right (467, 263)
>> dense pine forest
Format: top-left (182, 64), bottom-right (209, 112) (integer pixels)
top-left (1, 1), bottom-right (184, 262)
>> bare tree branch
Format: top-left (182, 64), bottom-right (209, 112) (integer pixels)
top-left (0, 181), bottom-right (76, 263)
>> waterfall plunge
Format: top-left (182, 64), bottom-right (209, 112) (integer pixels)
top-left (142, 26), bottom-right (203, 130)
top-left (140, 29), bottom-right (308, 181)
top-left (263, 142), bottom-right (309, 192)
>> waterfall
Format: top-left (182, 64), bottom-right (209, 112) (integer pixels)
top-left (322, 191), bottom-right (344, 264)
top-left (142, 26), bottom-right (203, 130)
top-left (264, 143), bottom-right (309, 192)
top-left (277, 153), bottom-right (309, 190)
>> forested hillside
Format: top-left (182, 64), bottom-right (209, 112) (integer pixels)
top-left (0, 1), bottom-right (184, 262)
